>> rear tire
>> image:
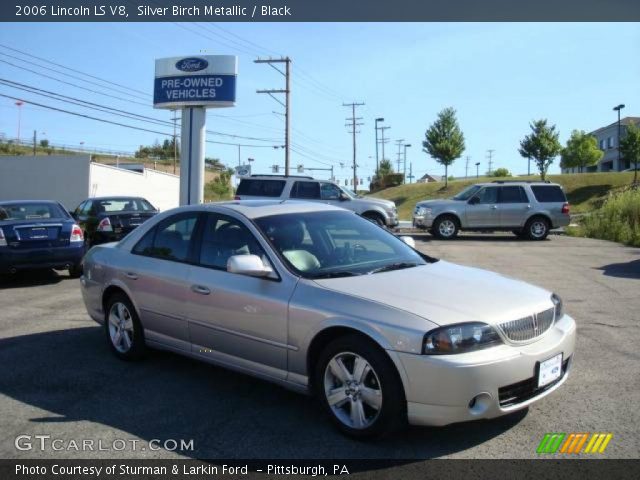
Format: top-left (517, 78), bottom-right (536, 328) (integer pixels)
top-left (432, 215), bottom-right (459, 239)
top-left (315, 334), bottom-right (406, 438)
top-left (68, 263), bottom-right (83, 278)
top-left (524, 216), bottom-right (550, 241)
top-left (104, 293), bottom-right (146, 361)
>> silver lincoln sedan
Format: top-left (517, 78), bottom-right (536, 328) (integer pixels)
top-left (80, 200), bottom-right (576, 437)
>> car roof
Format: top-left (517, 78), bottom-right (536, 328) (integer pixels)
top-left (88, 196), bottom-right (146, 201)
top-left (0, 199), bottom-right (61, 206)
top-left (181, 200), bottom-right (347, 219)
top-left (476, 181), bottom-right (560, 187)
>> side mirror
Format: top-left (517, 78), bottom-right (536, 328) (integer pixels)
top-left (400, 236), bottom-right (416, 249)
top-left (468, 196), bottom-right (480, 205)
top-left (227, 254), bottom-right (274, 278)
top-left (339, 192), bottom-right (350, 201)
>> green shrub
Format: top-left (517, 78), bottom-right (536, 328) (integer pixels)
top-left (578, 188), bottom-right (640, 246)
top-left (491, 168), bottom-right (511, 177)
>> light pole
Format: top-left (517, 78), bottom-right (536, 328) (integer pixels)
top-left (403, 143), bottom-right (411, 183)
top-left (475, 162), bottom-right (480, 178)
top-left (15, 101), bottom-right (23, 144)
top-left (375, 117), bottom-right (384, 176)
top-left (613, 104), bottom-right (625, 169)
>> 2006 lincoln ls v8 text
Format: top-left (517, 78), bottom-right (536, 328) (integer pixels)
top-left (80, 201), bottom-right (576, 437)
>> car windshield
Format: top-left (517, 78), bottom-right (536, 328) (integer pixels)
top-left (0, 202), bottom-right (67, 221)
top-left (339, 186), bottom-right (360, 199)
top-left (96, 198), bottom-right (156, 213)
top-left (452, 185), bottom-right (482, 201)
top-left (255, 210), bottom-right (428, 279)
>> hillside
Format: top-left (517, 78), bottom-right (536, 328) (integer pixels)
top-left (369, 172), bottom-right (638, 219)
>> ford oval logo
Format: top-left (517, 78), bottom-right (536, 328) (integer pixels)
top-left (175, 57), bottom-right (208, 72)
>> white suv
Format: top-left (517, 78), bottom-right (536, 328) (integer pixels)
top-left (235, 175), bottom-right (399, 227)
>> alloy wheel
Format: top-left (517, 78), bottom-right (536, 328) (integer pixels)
top-left (530, 220), bottom-right (547, 238)
top-left (438, 219), bottom-right (456, 238)
top-left (323, 352), bottom-right (383, 430)
top-left (108, 302), bottom-right (135, 353)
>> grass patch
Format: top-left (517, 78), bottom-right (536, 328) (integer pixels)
top-left (569, 188), bottom-right (640, 247)
top-left (369, 172), bottom-right (638, 219)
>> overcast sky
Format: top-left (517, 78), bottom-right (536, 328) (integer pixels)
top-left (0, 22), bottom-right (638, 184)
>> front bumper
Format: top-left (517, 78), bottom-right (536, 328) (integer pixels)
top-left (0, 244), bottom-right (84, 273)
top-left (393, 314), bottom-right (576, 426)
top-left (412, 213), bottom-right (434, 229)
top-left (386, 212), bottom-right (399, 227)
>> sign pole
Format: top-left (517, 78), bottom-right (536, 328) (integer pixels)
top-left (179, 106), bottom-right (206, 205)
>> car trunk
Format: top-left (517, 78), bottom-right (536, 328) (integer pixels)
top-left (104, 211), bottom-right (155, 236)
top-left (2, 221), bottom-right (72, 249)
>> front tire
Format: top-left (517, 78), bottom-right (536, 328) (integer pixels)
top-left (524, 216), bottom-right (550, 241)
top-left (363, 213), bottom-right (385, 228)
top-left (432, 215), bottom-right (459, 239)
top-left (315, 334), bottom-right (406, 438)
top-left (104, 293), bottom-right (146, 360)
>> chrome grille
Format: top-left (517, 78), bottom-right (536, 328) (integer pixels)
top-left (499, 307), bottom-right (555, 342)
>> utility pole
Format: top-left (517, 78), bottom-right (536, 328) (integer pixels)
top-left (237, 144), bottom-right (241, 166)
top-left (374, 118), bottom-right (384, 176)
top-left (486, 149), bottom-right (495, 175)
top-left (395, 139), bottom-right (405, 173)
top-left (255, 57), bottom-right (291, 175)
top-left (403, 143), bottom-right (412, 183)
top-left (33, 130), bottom-right (36, 155)
top-left (408, 163), bottom-right (414, 183)
top-left (475, 162), bottom-right (481, 178)
top-left (465, 155), bottom-right (470, 179)
top-left (170, 111), bottom-right (179, 174)
top-left (379, 125), bottom-right (390, 167)
top-left (343, 102), bottom-right (365, 188)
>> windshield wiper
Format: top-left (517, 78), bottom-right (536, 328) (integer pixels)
top-left (312, 271), bottom-right (361, 279)
top-left (368, 262), bottom-right (420, 275)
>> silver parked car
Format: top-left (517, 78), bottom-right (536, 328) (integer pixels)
top-left (235, 175), bottom-right (399, 228)
top-left (81, 201), bottom-right (576, 437)
top-left (413, 181), bottom-right (571, 240)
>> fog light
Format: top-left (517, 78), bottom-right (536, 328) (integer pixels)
top-left (468, 392), bottom-right (492, 416)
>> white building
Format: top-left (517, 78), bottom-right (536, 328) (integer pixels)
top-left (0, 155), bottom-right (179, 211)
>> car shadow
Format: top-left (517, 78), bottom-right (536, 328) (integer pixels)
top-left (0, 269), bottom-right (68, 289)
top-left (0, 327), bottom-right (526, 464)
top-left (597, 259), bottom-right (640, 279)
top-left (413, 233), bottom-right (528, 243)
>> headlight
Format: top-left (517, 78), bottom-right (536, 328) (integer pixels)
top-left (423, 322), bottom-right (502, 355)
top-left (416, 206), bottom-right (431, 216)
top-left (552, 293), bottom-right (564, 320)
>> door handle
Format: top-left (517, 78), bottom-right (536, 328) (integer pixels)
top-left (191, 285), bottom-right (211, 295)
top-left (491, 205), bottom-right (498, 210)
top-left (125, 272), bottom-right (138, 280)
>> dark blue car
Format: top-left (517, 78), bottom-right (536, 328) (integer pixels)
top-left (0, 200), bottom-right (85, 278)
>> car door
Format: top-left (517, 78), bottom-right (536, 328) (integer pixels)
top-left (126, 212), bottom-right (202, 352)
top-left (319, 182), bottom-right (342, 206)
top-left (465, 186), bottom-right (499, 227)
top-left (498, 186), bottom-right (531, 227)
top-left (73, 200), bottom-right (92, 235)
top-left (289, 181), bottom-right (321, 203)
top-left (185, 212), bottom-right (296, 379)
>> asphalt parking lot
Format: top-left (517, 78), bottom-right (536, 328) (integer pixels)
top-left (1, 233), bottom-right (638, 460)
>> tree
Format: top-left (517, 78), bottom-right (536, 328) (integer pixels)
top-left (422, 107), bottom-right (465, 188)
top-left (560, 130), bottom-right (603, 173)
top-left (620, 123), bottom-right (640, 184)
top-left (39, 139), bottom-right (49, 148)
top-left (491, 168), bottom-right (511, 177)
top-left (378, 158), bottom-right (393, 176)
top-left (518, 119), bottom-right (562, 180)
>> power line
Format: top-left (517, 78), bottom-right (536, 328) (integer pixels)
top-left (0, 93), bottom-right (280, 148)
top-left (0, 43), bottom-right (151, 98)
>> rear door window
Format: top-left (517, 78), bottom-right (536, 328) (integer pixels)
top-left (531, 186), bottom-right (567, 203)
top-left (133, 213), bottom-right (200, 262)
top-left (236, 179), bottom-right (286, 197)
top-left (499, 186), bottom-right (529, 203)
top-left (291, 181), bottom-right (321, 199)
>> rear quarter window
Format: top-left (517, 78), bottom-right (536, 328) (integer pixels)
top-left (236, 179), bottom-right (286, 197)
top-left (530, 186), bottom-right (567, 203)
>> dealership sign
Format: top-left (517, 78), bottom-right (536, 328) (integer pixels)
top-left (153, 55), bottom-right (237, 109)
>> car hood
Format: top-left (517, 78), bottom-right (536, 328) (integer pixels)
top-left (357, 197), bottom-right (395, 210)
top-left (415, 199), bottom-right (461, 208)
top-left (313, 260), bottom-right (553, 327)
